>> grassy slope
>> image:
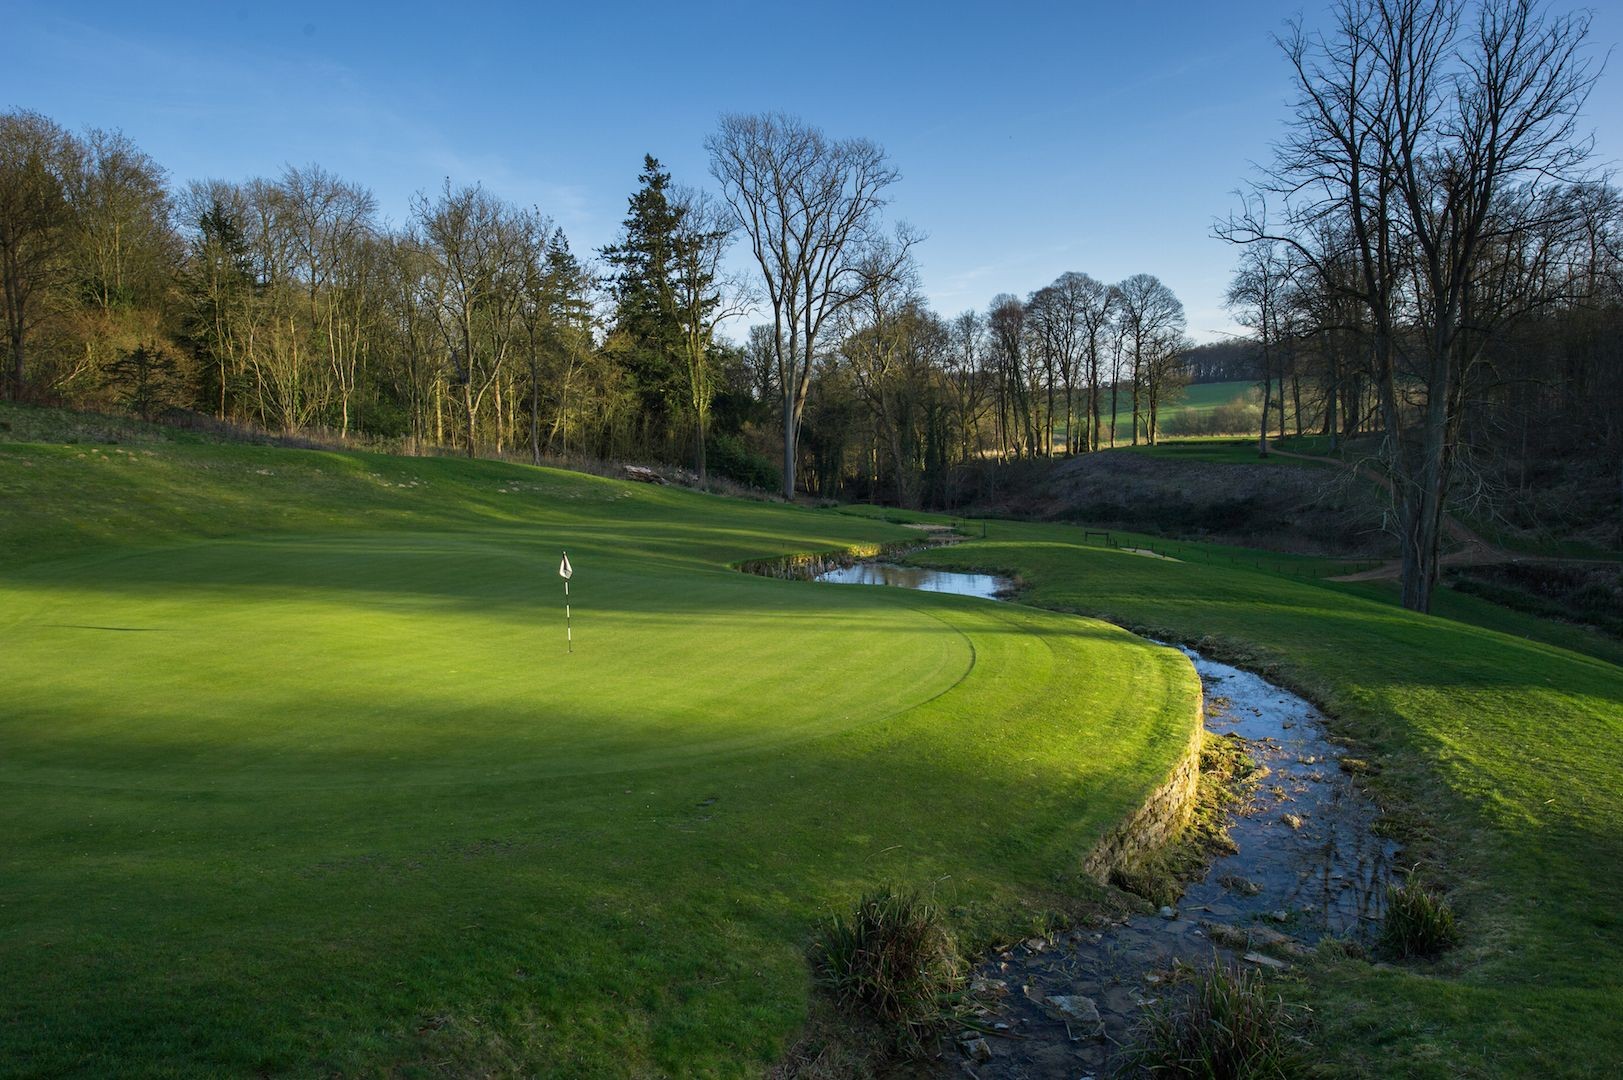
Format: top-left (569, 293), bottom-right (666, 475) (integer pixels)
top-left (0, 426), bottom-right (1198, 1077)
top-left (906, 518), bottom-right (1623, 1078)
top-left (1084, 380), bottom-right (1296, 444)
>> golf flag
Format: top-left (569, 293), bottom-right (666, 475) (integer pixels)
top-left (560, 551), bottom-right (574, 653)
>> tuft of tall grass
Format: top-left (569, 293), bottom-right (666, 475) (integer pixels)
top-left (808, 887), bottom-right (964, 1048)
top-left (1380, 874), bottom-right (1459, 959)
top-left (1119, 961), bottom-right (1308, 1078)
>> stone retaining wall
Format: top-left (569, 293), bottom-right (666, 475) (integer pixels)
top-left (1082, 702), bottom-right (1205, 882)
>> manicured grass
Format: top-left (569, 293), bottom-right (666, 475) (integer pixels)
top-left (910, 520), bottom-right (1623, 1078)
top-left (0, 421), bottom-right (1199, 1076)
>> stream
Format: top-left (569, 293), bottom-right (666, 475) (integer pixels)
top-left (811, 560), bottom-right (1399, 1078)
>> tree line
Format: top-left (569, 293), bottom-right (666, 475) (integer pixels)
top-left (1, 107), bottom-right (1193, 506)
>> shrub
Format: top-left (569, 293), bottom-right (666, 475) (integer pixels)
top-left (1119, 962), bottom-right (1309, 1078)
top-left (809, 887), bottom-right (964, 1048)
top-left (706, 431), bottom-right (781, 491)
top-left (1380, 874), bottom-right (1459, 959)
top-left (1210, 400), bottom-right (1264, 435)
top-left (1160, 397), bottom-right (1262, 437)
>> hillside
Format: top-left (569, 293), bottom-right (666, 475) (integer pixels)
top-left (979, 438), bottom-right (1392, 556)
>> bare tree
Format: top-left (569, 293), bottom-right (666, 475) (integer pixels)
top-left (840, 239), bottom-right (929, 505)
top-left (945, 310), bottom-right (992, 462)
top-left (1068, 273), bottom-right (1117, 452)
top-left (668, 186), bottom-right (748, 484)
top-left (742, 323), bottom-right (780, 404)
top-left (415, 182), bottom-right (532, 457)
top-left (707, 112), bottom-right (901, 499)
top-left (281, 165), bottom-right (379, 439)
top-left (1226, 240), bottom-right (1290, 457)
top-left (1115, 273), bottom-right (1185, 444)
top-left (1025, 284), bottom-right (1063, 456)
top-left (987, 294), bottom-right (1031, 459)
top-left (1106, 292), bottom-right (1129, 447)
top-left (71, 129), bottom-right (176, 319)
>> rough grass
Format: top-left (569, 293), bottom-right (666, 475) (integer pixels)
top-left (1119, 962), bottom-right (1310, 1079)
top-left (809, 887), bottom-right (964, 1051)
top-left (1381, 875), bottom-right (1461, 960)
top-left (0, 406), bottom-right (1200, 1077)
top-left (906, 515), bottom-right (1623, 1078)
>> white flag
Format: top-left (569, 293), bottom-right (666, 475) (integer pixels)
top-left (559, 552), bottom-right (573, 580)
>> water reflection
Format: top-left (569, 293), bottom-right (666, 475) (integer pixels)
top-left (814, 562), bottom-right (1011, 600)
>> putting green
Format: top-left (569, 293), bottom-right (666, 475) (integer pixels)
top-left (0, 434), bottom-right (1198, 1077)
top-left (5, 533), bottom-right (970, 786)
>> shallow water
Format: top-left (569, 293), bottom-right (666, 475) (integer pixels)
top-left (814, 562), bottom-right (1012, 600)
top-left (1174, 645), bottom-right (1397, 942)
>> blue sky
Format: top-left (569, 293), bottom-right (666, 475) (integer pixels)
top-left (7, 0), bottom-right (1621, 342)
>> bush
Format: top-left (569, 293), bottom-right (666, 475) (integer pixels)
top-left (1380, 874), bottom-right (1459, 959)
top-left (1120, 962), bottom-right (1309, 1078)
top-left (706, 431), bottom-right (781, 491)
top-left (809, 887), bottom-right (964, 1048)
top-left (1160, 397), bottom-right (1262, 437)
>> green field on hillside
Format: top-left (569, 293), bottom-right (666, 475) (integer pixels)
top-left (1058, 380), bottom-right (1303, 448)
top-left (0, 415), bottom-right (1198, 1076)
top-left (904, 516), bottom-right (1623, 1078)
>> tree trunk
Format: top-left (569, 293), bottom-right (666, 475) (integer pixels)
top-left (1290, 363), bottom-right (1304, 438)
top-left (696, 413), bottom-right (707, 487)
top-left (530, 355), bottom-right (541, 465)
top-left (10, 324), bottom-right (25, 400)
top-left (1064, 383), bottom-right (1075, 456)
top-left (1258, 346), bottom-right (1272, 458)
top-left (782, 381), bottom-right (797, 500)
top-left (1089, 369), bottom-right (1101, 452)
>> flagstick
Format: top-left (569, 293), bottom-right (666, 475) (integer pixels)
top-left (559, 549), bottom-right (575, 653)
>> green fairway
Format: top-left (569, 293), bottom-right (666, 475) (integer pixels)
top-left (908, 517), bottom-right (1623, 1078)
top-left (0, 428), bottom-right (1198, 1076)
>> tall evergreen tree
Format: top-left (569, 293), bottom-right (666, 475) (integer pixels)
top-left (601, 156), bottom-right (684, 441)
top-left (182, 194), bottom-right (254, 418)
